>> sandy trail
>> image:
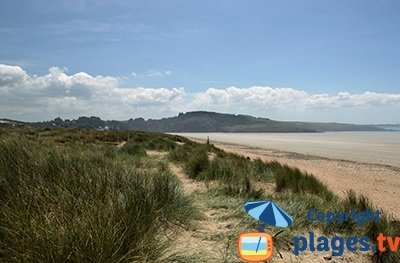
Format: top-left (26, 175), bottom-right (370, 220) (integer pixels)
top-left (116, 141), bottom-right (126, 148)
top-left (169, 164), bottom-right (203, 195)
top-left (168, 163), bottom-right (237, 262)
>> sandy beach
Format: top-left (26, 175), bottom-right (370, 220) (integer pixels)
top-left (178, 133), bottom-right (400, 219)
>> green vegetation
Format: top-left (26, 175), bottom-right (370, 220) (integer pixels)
top-left (273, 162), bottom-right (334, 201)
top-left (1, 111), bottom-right (384, 132)
top-left (169, 140), bottom-right (399, 262)
top-left (119, 141), bottom-right (147, 156)
top-left (0, 128), bottom-right (195, 262)
top-left (0, 127), bottom-right (397, 262)
top-left (343, 190), bottom-right (400, 263)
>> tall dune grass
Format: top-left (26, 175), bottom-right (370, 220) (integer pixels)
top-left (2, 128), bottom-right (398, 262)
top-left (272, 161), bottom-right (334, 201)
top-left (0, 138), bottom-right (195, 262)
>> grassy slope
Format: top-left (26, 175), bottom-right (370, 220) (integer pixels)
top-left (0, 128), bottom-right (398, 262)
top-left (0, 128), bottom-right (197, 262)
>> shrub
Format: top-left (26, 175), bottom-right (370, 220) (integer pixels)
top-left (184, 147), bottom-right (209, 179)
top-left (273, 162), bottom-right (333, 201)
top-left (207, 157), bottom-right (234, 181)
top-left (343, 189), bottom-right (374, 211)
top-left (168, 142), bottom-right (196, 163)
top-left (118, 141), bottom-right (147, 156)
top-left (251, 158), bottom-right (273, 181)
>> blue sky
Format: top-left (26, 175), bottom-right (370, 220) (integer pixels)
top-left (1, 0), bottom-right (399, 123)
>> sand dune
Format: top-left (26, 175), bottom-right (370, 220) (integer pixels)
top-left (176, 132), bottom-right (400, 219)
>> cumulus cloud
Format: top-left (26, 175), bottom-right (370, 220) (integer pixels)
top-left (192, 86), bottom-right (308, 109)
top-left (0, 64), bottom-right (28, 86)
top-left (306, 91), bottom-right (400, 108)
top-left (0, 64), bottom-right (399, 123)
top-left (0, 64), bottom-right (184, 120)
top-left (191, 86), bottom-right (400, 110)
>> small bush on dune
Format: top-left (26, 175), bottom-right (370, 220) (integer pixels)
top-left (146, 137), bottom-right (176, 151)
top-left (172, 143), bottom-right (267, 198)
top-left (251, 158), bottom-right (273, 181)
top-left (343, 189), bottom-right (373, 211)
top-left (168, 142), bottom-right (194, 162)
top-left (207, 157), bottom-right (234, 181)
top-left (273, 162), bottom-right (333, 201)
top-left (220, 172), bottom-right (264, 199)
top-left (184, 147), bottom-right (209, 179)
top-left (127, 132), bottom-right (189, 151)
top-left (203, 154), bottom-right (263, 198)
top-left (168, 142), bottom-right (210, 179)
top-left (118, 141), bottom-right (147, 156)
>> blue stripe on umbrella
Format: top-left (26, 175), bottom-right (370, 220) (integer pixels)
top-left (244, 201), bottom-right (293, 228)
top-left (258, 202), bottom-right (277, 226)
top-left (274, 203), bottom-right (293, 225)
top-left (271, 204), bottom-right (288, 227)
top-left (247, 202), bottom-right (269, 221)
top-left (243, 201), bottom-right (267, 212)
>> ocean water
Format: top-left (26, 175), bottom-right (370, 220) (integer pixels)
top-left (174, 132), bottom-right (400, 167)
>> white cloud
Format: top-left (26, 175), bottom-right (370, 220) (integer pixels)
top-left (147, 70), bottom-right (172, 77)
top-left (192, 86), bottom-right (308, 108)
top-left (0, 64), bottom-right (399, 123)
top-left (147, 70), bottom-right (162, 77)
top-left (190, 86), bottom-right (400, 111)
top-left (0, 64), bottom-right (184, 120)
top-left (130, 70), bottom-right (173, 78)
top-left (0, 64), bottom-right (28, 86)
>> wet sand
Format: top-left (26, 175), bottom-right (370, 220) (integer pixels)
top-left (175, 133), bottom-right (400, 219)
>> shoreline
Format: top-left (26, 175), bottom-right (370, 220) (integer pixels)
top-left (188, 137), bottom-right (400, 219)
top-left (174, 132), bottom-right (400, 168)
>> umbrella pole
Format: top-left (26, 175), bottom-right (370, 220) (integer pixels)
top-left (273, 230), bottom-right (285, 259)
top-left (274, 229), bottom-right (284, 237)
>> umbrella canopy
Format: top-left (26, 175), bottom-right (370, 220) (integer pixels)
top-left (244, 201), bottom-right (293, 227)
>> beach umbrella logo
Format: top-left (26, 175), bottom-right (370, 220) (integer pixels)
top-left (244, 200), bottom-right (293, 228)
top-left (238, 201), bottom-right (293, 262)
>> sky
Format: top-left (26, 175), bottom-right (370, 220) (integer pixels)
top-left (0, 0), bottom-right (399, 124)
